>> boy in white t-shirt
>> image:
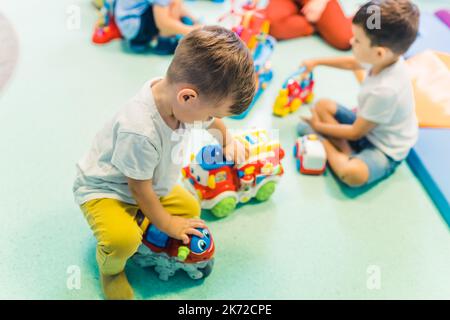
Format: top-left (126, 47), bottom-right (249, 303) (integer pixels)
top-left (73, 26), bottom-right (256, 299)
top-left (298, 0), bottom-right (420, 187)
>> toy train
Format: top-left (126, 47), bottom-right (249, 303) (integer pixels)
top-left (133, 218), bottom-right (215, 281)
top-left (273, 67), bottom-right (315, 117)
top-left (294, 134), bottom-right (326, 175)
top-left (182, 129), bottom-right (285, 217)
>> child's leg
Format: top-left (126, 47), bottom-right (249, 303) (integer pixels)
top-left (129, 5), bottom-right (159, 48)
top-left (159, 184), bottom-right (201, 219)
top-left (313, 99), bottom-right (370, 187)
top-left (322, 140), bottom-right (370, 187)
top-left (265, 0), bottom-right (315, 40)
top-left (80, 198), bottom-right (143, 300)
top-left (312, 0), bottom-right (353, 50)
top-left (314, 99), bottom-right (353, 155)
top-left (136, 184), bottom-right (201, 238)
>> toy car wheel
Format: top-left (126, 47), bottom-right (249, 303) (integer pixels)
top-left (211, 197), bottom-right (237, 218)
top-left (255, 181), bottom-right (276, 202)
top-left (199, 258), bottom-right (215, 278)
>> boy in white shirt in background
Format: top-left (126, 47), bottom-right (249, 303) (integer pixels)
top-left (298, 0), bottom-right (419, 187)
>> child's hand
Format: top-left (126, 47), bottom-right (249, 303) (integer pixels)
top-left (301, 59), bottom-right (318, 73)
top-left (223, 138), bottom-right (249, 165)
top-left (302, 0), bottom-right (330, 23)
top-left (163, 216), bottom-right (206, 244)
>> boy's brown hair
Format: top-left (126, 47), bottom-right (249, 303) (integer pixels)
top-left (167, 26), bottom-right (256, 116)
top-left (352, 0), bottom-right (420, 54)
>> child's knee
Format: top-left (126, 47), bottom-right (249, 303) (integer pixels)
top-left (339, 161), bottom-right (369, 188)
top-left (184, 193), bottom-right (201, 218)
top-left (315, 99), bottom-right (337, 115)
top-left (100, 227), bottom-right (142, 259)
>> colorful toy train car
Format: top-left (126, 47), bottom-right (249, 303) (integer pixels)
top-left (273, 68), bottom-right (315, 117)
top-left (182, 130), bottom-right (285, 217)
top-left (133, 220), bottom-right (215, 281)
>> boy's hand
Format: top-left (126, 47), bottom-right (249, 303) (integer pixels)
top-left (224, 138), bottom-right (249, 165)
top-left (301, 59), bottom-right (318, 73)
top-left (163, 216), bottom-right (206, 244)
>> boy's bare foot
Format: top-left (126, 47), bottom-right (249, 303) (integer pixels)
top-left (101, 271), bottom-right (134, 300)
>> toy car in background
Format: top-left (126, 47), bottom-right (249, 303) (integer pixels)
top-left (133, 220), bottom-right (215, 281)
top-left (220, 1), bottom-right (276, 119)
top-left (294, 134), bottom-right (326, 175)
top-left (182, 129), bottom-right (285, 217)
top-left (273, 67), bottom-right (315, 117)
top-left (91, 0), bottom-right (122, 44)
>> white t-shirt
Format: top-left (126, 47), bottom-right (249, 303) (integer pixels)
top-left (73, 79), bottom-right (214, 205)
top-left (357, 57), bottom-right (418, 161)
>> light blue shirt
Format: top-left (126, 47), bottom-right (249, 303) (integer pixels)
top-left (115, 0), bottom-right (171, 39)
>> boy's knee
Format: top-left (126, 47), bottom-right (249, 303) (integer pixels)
top-left (314, 99), bottom-right (337, 117)
top-left (315, 99), bottom-right (335, 112)
top-left (184, 193), bottom-right (201, 218)
top-left (101, 228), bottom-right (142, 259)
top-left (339, 162), bottom-right (369, 188)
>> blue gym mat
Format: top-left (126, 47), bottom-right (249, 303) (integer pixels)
top-left (407, 128), bottom-right (450, 226)
top-left (405, 11), bottom-right (450, 58)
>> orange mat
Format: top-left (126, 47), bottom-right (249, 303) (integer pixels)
top-left (406, 50), bottom-right (450, 128)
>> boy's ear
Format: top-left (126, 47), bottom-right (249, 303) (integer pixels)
top-left (376, 46), bottom-right (387, 58)
top-left (177, 88), bottom-right (198, 105)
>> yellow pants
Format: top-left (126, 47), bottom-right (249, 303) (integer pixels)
top-left (80, 185), bottom-right (200, 275)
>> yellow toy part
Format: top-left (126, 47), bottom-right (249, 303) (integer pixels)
top-left (290, 98), bottom-right (302, 112)
top-left (92, 0), bottom-right (104, 9)
top-left (244, 166), bottom-right (255, 175)
top-left (261, 20), bottom-right (270, 35)
top-left (305, 92), bottom-right (314, 104)
top-left (273, 89), bottom-right (289, 117)
top-left (207, 175), bottom-right (216, 189)
top-left (248, 35), bottom-right (258, 50)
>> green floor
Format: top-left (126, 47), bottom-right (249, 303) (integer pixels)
top-left (0, 0), bottom-right (449, 299)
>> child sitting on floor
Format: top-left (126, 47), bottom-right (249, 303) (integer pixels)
top-left (298, 0), bottom-right (420, 187)
top-left (115, 0), bottom-right (201, 54)
top-left (265, 0), bottom-right (353, 50)
top-left (73, 26), bottom-right (255, 299)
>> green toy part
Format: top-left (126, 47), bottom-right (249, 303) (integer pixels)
top-left (211, 197), bottom-right (237, 218)
top-left (177, 246), bottom-right (190, 261)
top-left (255, 181), bottom-right (276, 202)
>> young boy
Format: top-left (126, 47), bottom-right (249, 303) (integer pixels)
top-left (299, 0), bottom-right (419, 187)
top-left (115, 0), bottom-right (201, 53)
top-left (73, 26), bottom-right (256, 299)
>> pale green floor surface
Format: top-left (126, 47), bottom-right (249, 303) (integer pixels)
top-left (0, 0), bottom-right (449, 299)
